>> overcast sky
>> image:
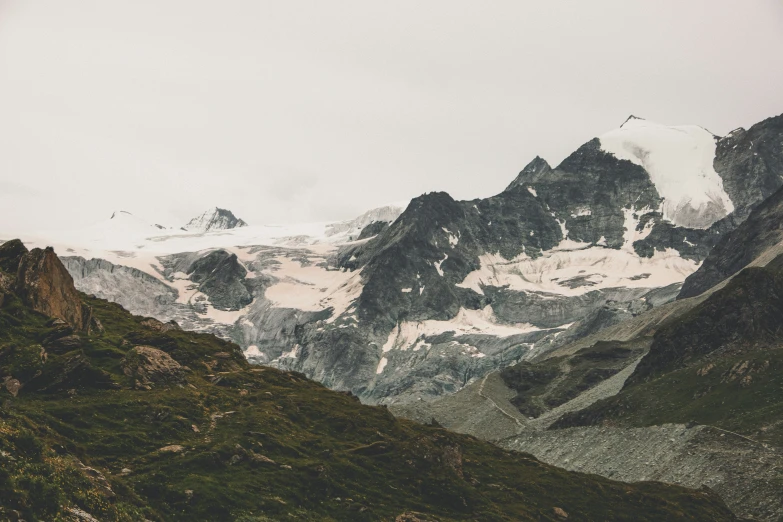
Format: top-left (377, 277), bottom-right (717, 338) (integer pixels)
top-left (1, 1), bottom-right (782, 234)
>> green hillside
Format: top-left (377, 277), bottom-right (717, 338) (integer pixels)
top-left (0, 242), bottom-right (737, 521)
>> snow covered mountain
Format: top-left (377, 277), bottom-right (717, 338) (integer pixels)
top-left (184, 207), bottom-right (248, 232)
top-left (598, 116), bottom-right (734, 229)
top-left (20, 113), bottom-right (783, 405)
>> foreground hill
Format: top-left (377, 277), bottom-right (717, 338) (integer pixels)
top-left (0, 240), bottom-right (738, 521)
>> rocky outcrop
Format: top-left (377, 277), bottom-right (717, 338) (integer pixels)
top-left (15, 247), bottom-right (90, 331)
top-left (122, 345), bottom-right (186, 388)
top-left (679, 183), bottom-right (783, 299)
top-left (0, 239), bottom-right (28, 274)
top-left (31, 351), bottom-right (117, 392)
top-left (187, 250), bottom-right (252, 311)
top-left (714, 113), bottom-right (783, 225)
top-left (339, 189), bottom-right (562, 329)
top-left (44, 334), bottom-right (83, 355)
top-left (504, 156), bottom-right (552, 190)
top-left (62, 255), bottom-right (201, 329)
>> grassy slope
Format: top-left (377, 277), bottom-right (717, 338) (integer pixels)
top-left (0, 290), bottom-right (738, 521)
top-left (551, 261), bottom-right (783, 446)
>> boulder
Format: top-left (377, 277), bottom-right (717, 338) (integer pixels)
top-left (44, 334), bottom-right (82, 354)
top-left (15, 247), bottom-right (89, 330)
top-left (158, 444), bottom-right (185, 453)
top-left (123, 346), bottom-right (185, 388)
top-left (4, 377), bottom-right (21, 397)
top-left (44, 318), bottom-right (74, 340)
top-left (140, 318), bottom-right (181, 333)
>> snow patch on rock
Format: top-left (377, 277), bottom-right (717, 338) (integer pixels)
top-left (457, 247), bottom-right (697, 297)
top-left (382, 306), bottom-right (539, 354)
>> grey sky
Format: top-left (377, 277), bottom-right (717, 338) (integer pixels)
top-left (1, 1), bottom-right (782, 234)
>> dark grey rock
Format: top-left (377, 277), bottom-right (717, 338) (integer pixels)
top-left (679, 181), bottom-right (783, 299)
top-left (187, 250), bottom-right (252, 311)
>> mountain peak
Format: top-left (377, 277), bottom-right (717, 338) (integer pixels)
top-left (185, 207), bottom-right (248, 232)
top-left (620, 115), bottom-right (646, 128)
top-left (504, 156), bottom-right (552, 191)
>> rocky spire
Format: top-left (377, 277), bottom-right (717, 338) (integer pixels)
top-left (15, 247), bottom-right (92, 331)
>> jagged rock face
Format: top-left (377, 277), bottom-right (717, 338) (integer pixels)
top-left (63, 256), bottom-right (179, 318)
top-left (186, 250), bottom-right (252, 311)
top-left (185, 207), bottom-right (247, 232)
top-left (505, 156), bottom-right (552, 190)
top-left (679, 183), bottom-right (783, 299)
top-left (15, 247), bottom-right (88, 330)
top-left (339, 128), bottom-right (771, 334)
top-left (340, 189), bottom-right (562, 329)
top-left (714, 114), bottom-right (783, 224)
top-left (511, 138), bottom-right (661, 249)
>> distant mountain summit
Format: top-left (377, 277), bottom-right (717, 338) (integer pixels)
top-left (185, 207), bottom-right (248, 232)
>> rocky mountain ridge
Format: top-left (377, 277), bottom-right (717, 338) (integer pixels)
top-left (15, 113), bottom-right (783, 407)
top-left (393, 178), bottom-right (783, 520)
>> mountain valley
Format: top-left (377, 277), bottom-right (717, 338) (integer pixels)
top-left (5, 113), bottom-right (783, 520)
